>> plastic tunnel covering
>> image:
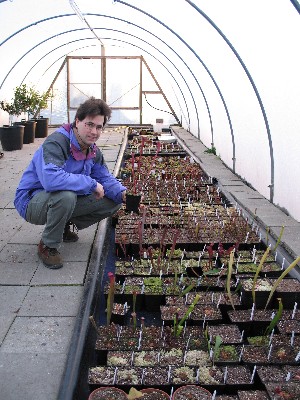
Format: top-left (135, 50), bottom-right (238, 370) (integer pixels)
top-left (0, 0), bottom-right (299, 220)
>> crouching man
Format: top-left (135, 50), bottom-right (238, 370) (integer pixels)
top-left (14, 97), bottom-right (127, 269)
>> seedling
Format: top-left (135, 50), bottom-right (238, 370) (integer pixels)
top-left (173, 294), bottom-right (201, 337)
top-left (265, 297), bottom-right (283, 336)
top-left (226, 250), bottom-right (235, 310)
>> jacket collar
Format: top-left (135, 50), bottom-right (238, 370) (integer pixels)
top-left (61, 124), bottom-right (97, 160)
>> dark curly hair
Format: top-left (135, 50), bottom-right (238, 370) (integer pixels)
top-left (73, 97), bottom-right (112, 126)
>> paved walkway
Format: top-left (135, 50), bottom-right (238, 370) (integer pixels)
top-left (0, 126), bottom-right (127, 400)
top-left (0, 126), bottom-right (299, 400)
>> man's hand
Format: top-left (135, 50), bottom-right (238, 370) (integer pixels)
top-left (94, 182), bottom-right (105, 199)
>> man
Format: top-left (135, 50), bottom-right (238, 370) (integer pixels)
top-left (14, 97), bottom-right (127, 269)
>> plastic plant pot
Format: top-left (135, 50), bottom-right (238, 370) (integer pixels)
top-left (172, 385), bottom-right (212, 400)
top-left (141, 387), bottom-right (170, 399)
top-left (125, 193), bottom-right (141, 214)
top-left (88, 386), bottom-right (128, 400)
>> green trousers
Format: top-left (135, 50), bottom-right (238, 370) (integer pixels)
top-left (25, 190), bottom-right (121, 248)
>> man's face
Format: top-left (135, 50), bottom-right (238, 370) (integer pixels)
top-left (75, 115), bottom-right (105, 146)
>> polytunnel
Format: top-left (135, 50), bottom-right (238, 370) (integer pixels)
top-left (0, 1), bottom-right (300, 400)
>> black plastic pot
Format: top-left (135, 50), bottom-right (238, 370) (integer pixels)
top-left (0, 124), bottom-right (24, 151)
top-left (125, 193), bottom-right (141, 213)
top-left (32, 116), bottom-right (48, 138)
top-left (14, 120), bottom-right (36, 143)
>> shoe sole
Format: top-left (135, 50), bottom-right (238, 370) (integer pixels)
top-left (38, 253), bottom-right (63, 269)
top-left (63, 237), bottom-right (79, 243)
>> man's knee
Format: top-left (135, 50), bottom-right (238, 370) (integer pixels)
top-left (100, 199), bottom-right (122, 216)
top-left (52, 191), bottom-right (77, 211)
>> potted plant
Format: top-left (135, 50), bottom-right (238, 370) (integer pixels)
top-left (172, 384), bottom-right (212, 399)
top-left (140, 387), bottom-right (170, 399)
top-left (29, 87), bottom-right (52, 138)
top-left (88, 386), bottom-right (128, 400)
top-left (0, 100), bottom-right (24, 151)
top-left (12, 84), bottom-right (37, 143)
top-left (0, 83), bottom-right (52, 147)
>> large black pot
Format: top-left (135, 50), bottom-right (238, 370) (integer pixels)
top-left (14, 120), bottom-right (36, 144)
top-left (31, 117), bottom-right (48, 138)
top-left (0, 125), bottom-right (24, 151)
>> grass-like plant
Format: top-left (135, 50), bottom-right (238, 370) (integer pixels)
top-left (180, 283), bottom-right (196, 298)
top-left (173, 294), bottom-right (201, 337)
top-left (204, 325), bottom-right (211, 353)
top-left (106, 272), bottom-right (115, 326)
top-left (167, 229), bottom-right (179, 263)
top-left (273, 225), bottom-right (285, 251)
top-left (131, 291), bottom-right (138, 332)
top-left (265, 256), bottom-right (300, 309)
top-left (251, 246), bottom-right (271, 305)
top-left (226, 250), bottom-right (235, 310)
top-left (212, 335), bottom-right (222, 366)
top-left (265, 297), bottom-right (283, 336)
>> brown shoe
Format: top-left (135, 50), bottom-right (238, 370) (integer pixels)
top-left (63, 222), bottom-right (79, 243)
top-left (38, 240), bottom-right (63, 269)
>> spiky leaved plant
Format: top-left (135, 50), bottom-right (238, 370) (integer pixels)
top-left (173, 294), bottom-right (201, 337)
top-left (265, 297), bottom-right (283, 336)
top-left (265, 256), bottom-right (300, 309)
top-left (226, 249), bottom-right (236, 310)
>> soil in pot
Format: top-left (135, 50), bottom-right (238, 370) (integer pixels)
top-left (107, 351), bottom-right (133, 367)
top-left (256, 365), bottom-right (286, 385)
top-left (172, 384), bottom-right (212, 399)
top-left (214, 344), bottom-right (242, 365)
top-left (275, 278), bottom-right (300, 309)
top-left (115, 366), bottom-right (143, 385)
top-left (197, 365), bottom-right (224, 386)
top-left (159, 348), bottom-right (183, 366)
top-left (282, 365), bottom-right (300, 383)
top-left (277, 319), bottom-right (300, 335)
top-left (268, 345), bottom-right (299, 365)
top-left (184, 350), bottom-right (211, 367)
top-left (88, 386), bottom-right (128, 400)
top-left (133, 350), bottom-right (159, 367)
top-left (241, 346), bottom-right (269, 365)
top-left (264, 382), bottom-right (300, 400)
top-left (190, 304), bottom-right (223, 325)
top-left (223, 365), bottom-right (253, 391)
top-left (140, 387), bottom-right (170, 400)
top-left (237, 390), bottom-right (269, 400)
top-left (142, 366), bottom-right (170, 386)
top-left (239, 278), bottom-right (273, 309)
top-left (88, 366), bottom-right (116, 385)
top-left (208, 324), bottom-right (243, 344)
top-left (227, 310), bottom-right (252, 337)
top-left (171, 365), bottom-right (197, 384)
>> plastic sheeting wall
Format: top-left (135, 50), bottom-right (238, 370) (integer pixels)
top-left (0, 0), bottom-right (299, 222)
